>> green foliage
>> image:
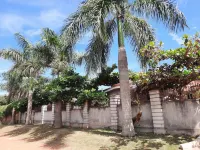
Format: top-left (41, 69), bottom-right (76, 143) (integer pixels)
top-left (0, 105), bottom-right (9, 119)
top-left (45, 69), bottom-right (86, 102)
top-left (91, 64), bottom-right (119, 87)
top-left (134, 33), bottom-right (200, 93)
top-left (0, 96), bottom-right (8, 105)
top-left (77, 89), bottom-right (109, 107)
top-left (10, 98), bottom-right (28, 112)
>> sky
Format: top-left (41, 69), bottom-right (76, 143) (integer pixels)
top-left (0, 0), bottom-right (199, 95)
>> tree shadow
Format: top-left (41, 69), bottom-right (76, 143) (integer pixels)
top-left (98, 132), bottom-right (194, 150)
top-left (1, 125), bottom-right (73, 150)
top-left (2, 125), bottom-right (32, 137)
top-left (23, 125), bottom-right (73, 149)
top-left (88, 129), bottom-right (121, 137)
top-left (162, 134), bottom-right (194, 145)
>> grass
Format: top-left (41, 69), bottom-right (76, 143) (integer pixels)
top-left (0, 125), bottom-right (194, 150)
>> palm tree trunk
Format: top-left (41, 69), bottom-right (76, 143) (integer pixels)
top-left (54, 100), bottom-right (62, 128)
top-left (117, 16), bottom-right (135, 137)
top-left (10, 108), bottom-right (16, 124)
top-left (25, 90), bottom-right (33, 125)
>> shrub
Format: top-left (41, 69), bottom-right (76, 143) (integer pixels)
top-left (77, 89), bottom-right (109, 107)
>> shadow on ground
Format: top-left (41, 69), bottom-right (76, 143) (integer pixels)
top-left (2, 125), bottom-right (32, 137)
top-left (97, 131), bottom-right (194, 150)
top-left (2, 125), bottom-right (73, 149)
top-left (1, 126), bottom-right (195, 150)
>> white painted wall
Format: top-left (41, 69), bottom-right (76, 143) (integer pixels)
top-left (70, 109), bottom-right (83, 127)
top-left (89, 107), bottom-right (111, 128)
top-left (19, 100), bottom-right (200, 135)
top-left (34, 112), bottom-right (41, 124)
top-left (163, 100), bottom-right (200, 135)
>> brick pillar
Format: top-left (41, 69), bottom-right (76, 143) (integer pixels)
top-left (149, 90), bottom-right (166, 134)
top-left (52, 102), bottom-right (55, 125)
top-left (66, 103), bottom-right (71, 126)
top-left (110, 95), bottom-right (120, 131)
top-left (83, 100), bottom-right (89, 128)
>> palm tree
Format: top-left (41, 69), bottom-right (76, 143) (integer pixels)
top-left (0, 33), bottom-right (47, 125)
top-left (62, 0), bottom-right (187, 136)
top-left (41, 28), bottom-right (83, 128)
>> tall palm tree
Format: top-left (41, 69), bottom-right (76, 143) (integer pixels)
top-left (62, 0), bottom-right (187, 136)
top-left (41, 28), bottom-right (83, 128)
top-left (0, 33), bottom-right (47, 125)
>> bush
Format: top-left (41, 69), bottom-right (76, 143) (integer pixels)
top-left (77, 89), bottom-right (109, 107)
top-left (0, 105), bottom-right (12, 119)
top-left (10, 98), bottom-right (27, 113)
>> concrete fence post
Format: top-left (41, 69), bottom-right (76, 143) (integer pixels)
top-left (52, 102), bottom-right (55, 125)
top-left (83, 100), bottom-right (89, 128)
top-left (66, 102), bottom-right (71, 126)
top-left (110, 95), bottom-right (120, 131)
top-left (41, 105), bottom-right (45, 124)
top-left (149, 90), bottom-right (166, 134)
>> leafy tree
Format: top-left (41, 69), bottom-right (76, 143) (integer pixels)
top-left (45, 69), bottom-right (86, 128)
top-left (62, 0), bottom-right (187, 136)
top-left (91, 64), bottom-right (119, 87)
top-left (130, 33), bottom-right (200, 99)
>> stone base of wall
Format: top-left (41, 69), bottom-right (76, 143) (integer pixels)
top-left (135, 127), bottom-right (154, 133)
top-left (167, 129), bottom-right (200, 136)
top-left (154, 128), bottom-right (166, 134)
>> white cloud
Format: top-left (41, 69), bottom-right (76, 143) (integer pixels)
top-left (0, 14), bottom-right (28, 34)
top-left (6, 0), bottom-right (61, 7)
top-left (0, 9), bottom-right (67, 37)
top-left (24, 29), bottom-right (41, 37)
top-left (6, 0), bottom-right (75, 8)
top-left (193, 26), bottom-right (197, 29)
top-left (169, 33), bottom-right (183, 45)
top-left (38, 9), bottom-right (66, 29)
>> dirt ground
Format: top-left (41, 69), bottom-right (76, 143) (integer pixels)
top-left (0, 125), bottom-right (194, 150)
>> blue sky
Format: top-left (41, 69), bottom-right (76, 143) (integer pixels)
top-left (0, 0), bottom-right (199, 95)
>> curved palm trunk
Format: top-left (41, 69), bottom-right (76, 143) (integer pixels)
top-left (54, 100), bottom-right (62, 128)
top-left (25, 90), bottom-right (33, 125)
top-left (117, 17), bottom-right (135, 137)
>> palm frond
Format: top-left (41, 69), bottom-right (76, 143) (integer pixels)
top-left (32, 44), bottom-right (54, 66)
top-left (83, 19), bottom-right (117, 74)
top-left (15, 33), bottom-right (31, 49)
top-left (132, 0), bottom-right (187, 32)
top-left (123, 12), bottom-right (155, 67)
top-left (41, 28), bottom-right (60, 48)
top-left (0, 49), bottom-right (24, 63)
top-left (61, 0), bottom-right (115, 50)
